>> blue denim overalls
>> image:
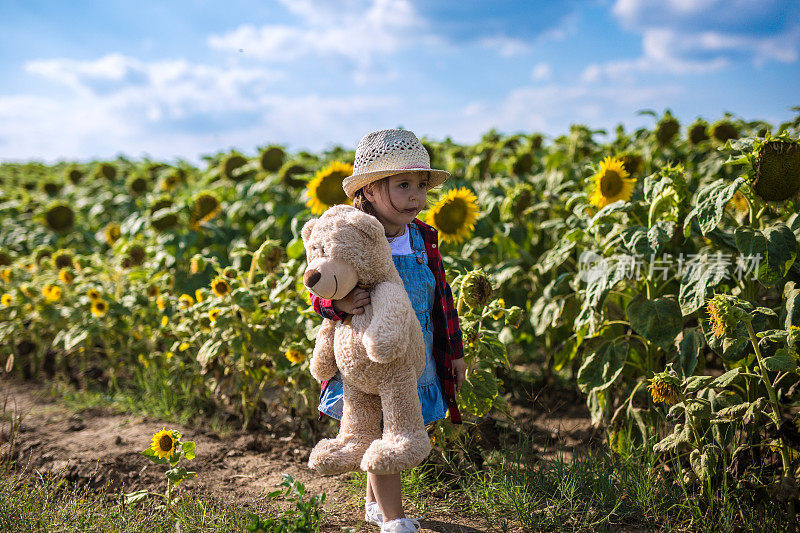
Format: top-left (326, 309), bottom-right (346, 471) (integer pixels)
top-left (318, 223), bottom-right (448, 425)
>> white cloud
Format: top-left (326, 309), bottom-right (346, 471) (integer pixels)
top-left (588, 0), bottom-right (800, 81)
top-left (478, 36), bottom-right (531, 57)
top-left (531, 62), bottom-right (552, 81)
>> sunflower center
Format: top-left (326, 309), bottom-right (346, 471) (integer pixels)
top-left (159, 434), bottom-right (173, 453)
top-left (755, 141), bottom-right (800, 202)
top-left (599, 170), bottom-right (623, 198)
top-left (316, 172), bottom-right (348, 206)
top-left (434, 198), bottom-right (468, 234)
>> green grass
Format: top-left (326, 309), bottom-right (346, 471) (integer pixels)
top-left (0, 466), bottom-right (325, 532)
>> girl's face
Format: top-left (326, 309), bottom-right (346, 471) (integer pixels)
top-left (364, 171), bottom-right (429, 233)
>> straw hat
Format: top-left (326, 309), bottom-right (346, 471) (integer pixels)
top-left (342, 129), bottom-right (449, 199)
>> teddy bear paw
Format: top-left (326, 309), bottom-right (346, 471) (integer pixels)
top-left (308, 437), bottom-right (371, 475)
top-left (360, 431), bottom-right (431, 475)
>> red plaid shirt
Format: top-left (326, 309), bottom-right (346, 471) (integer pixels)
top-left (310, 218), bottom-right (464, 423)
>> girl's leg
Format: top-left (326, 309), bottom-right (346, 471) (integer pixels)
top-left (369, 472), bottom-right (404, 521)
top-left (366, 475), bottom-right (376, 503)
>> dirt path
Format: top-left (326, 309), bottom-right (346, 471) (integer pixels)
top-left (1, 379), bottom-right (500, 532)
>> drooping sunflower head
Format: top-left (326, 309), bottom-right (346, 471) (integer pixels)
top-left (751, 140), bottom-right (800, 203)
top-left (159, 169), bottom-right (183, 192)
top-left (222, 267), bottom-right (238, 280)
top-left (618, 152), bottom-right (644, 176)
top-left (259, 146), bottom-right (286, 173)
top-left (502, 183), bottom-right (534, 219)
top-left (305, 161), bottom-right (353, 214)
top-left (211, 277), bottom-right (230, 297)
top-left (688, 119), bottom-right (710, 145)
top-left (254, 240), bottom-right (284, 274)
top-left (42, 181), bottom-right (63, 196)
top-left (42, 284), bottom-right (62, 302)
top-left (126, 244), bottom-right (146, 267)
top-left (58, 268), bottom-right (74, 285)
top-left (147, 285), bottom-right (160, 299)
top-left (511, 151), bottom-right (534, 177)
top-left (706, 293), bottom-right (749, 339)
top-left (285, 349), bottom-right (305, 364)
top-left (589, 156), bottom-right (637, 208)
top-left (151, 210), bottom-right (179, 232)
top-left (190, 254), bottom-right (207, 274)
top-left (93, 163), bottom-right (117, 181)
top-left (66, 165), bottom-right (84, 185)
top-left (150, 428), bottom-right (178, 460)
top-left (278, 161), bottom-right (308, 188)
top-left (0, 250), bottom-right (11, 266)
top-left (425, 187), bottom-right (480, 245)
top-left (52, 249), bottom-right (74, 270)
top-left (655, 112), bottom-right (680, 146)
top-left (710, 120), bottom-right (739, 144)
top-left (126, 173), bottom-right (149, 196)
top-left (505, 306), bottom-right (523, 328)
top-left (460, 270), bottom-right (493, 311)
top-left (179, 294), bottom-right (195, 309)
top-left (44, 203), bottom-right (75, 233)
top-left (150, 196), bottom-right (174, 216)
top-left (104, 222), bottom-right (121, 245)
top-left (648, 371), bottom-right (682, 405)
top-left (191, 191), bottom-right (221, 225)
top-left (219, 153), bottom-right (250, 182)
top-left (91, 298), bottom-right (108, 317)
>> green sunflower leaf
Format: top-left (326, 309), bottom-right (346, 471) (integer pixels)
top-left (182, 441), bottom-right (196, 461)
top-left (763, 349), bottom-right (797, 372)
top-left (684, 177), bottom-right (746, 236)
top-left (626, 295), bottom-right (683, 352)
top-left (576, 341), bottom-right (628, 394)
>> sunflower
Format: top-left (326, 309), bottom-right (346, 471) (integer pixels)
top-left (306, 162), bottom-right (353, 214)
top-left (179, 294), bottom-right (195, 308)
top-left (648, 379), bottom-right (681, 406)
top-left (87, 288), bottom-right (101, 300)
top-left (425, 188), bottom-right (480, 244)
top-left (147, 285), bottom-right (160, 299)
top-left (91, 299), bottom-right (108, 317)
top-left (706, 293), bottom-right (748, 339)
top-left (208, 308), bottom-right (221, 322)
top-left (104, 222), bottom-right (121, 245)
top-left (42, 284), bottom-right (61, 302)
top-left (752, 140), bottom-right (800, 203)
top-left (161, 315), bottom-right (169, 327)
top-left (0, 269), bottom-right (10, 283)
top-left (589, 156), bottom-right (637, 208)
top-left (179, 342), bottom-right (191, 352)
top-left (156, 296), bottom-right (166, 311)
top-left (195, 288), bottom-right (205, 303)
top-left (491, 298), bottom-right (505, 320)
top-left (285, 349), bottom-right (305, 364)
top-left (1, 293), bottom-right (12, 306)
top-left (150, 428), bottom-right (177, 460)
top-left (727, 190), bottom-right (749, 214)
top-left (211, 277), bottom-right (230, 297)
top-left (58, 268), bottom-right (74, 285)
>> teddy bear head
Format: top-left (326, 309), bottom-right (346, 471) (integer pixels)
top-left (301, 205), bottom-right (394, 300)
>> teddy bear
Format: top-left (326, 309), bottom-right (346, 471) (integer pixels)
top-left (301, 204), bottom-right (430, 475)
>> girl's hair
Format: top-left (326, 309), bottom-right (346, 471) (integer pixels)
top-left (352, 171), bottom-right (431, 218)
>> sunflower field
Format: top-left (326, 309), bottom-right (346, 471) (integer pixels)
top-left (3, 108), bottom-right (800, 513)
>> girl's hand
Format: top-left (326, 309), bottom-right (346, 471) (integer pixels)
top-left (332, 285), bottom-right (371, 315)
top-left (451, 357), bottom-right (466, 391)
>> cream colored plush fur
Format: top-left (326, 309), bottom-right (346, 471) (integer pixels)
top-left (301, 205), bottom-right (430, 475)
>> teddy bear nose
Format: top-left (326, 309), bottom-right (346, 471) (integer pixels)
top-left (303, 269), bottom-right (321, 288)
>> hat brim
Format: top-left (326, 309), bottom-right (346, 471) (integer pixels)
top-left (343, 168), bottom-right (449, 199)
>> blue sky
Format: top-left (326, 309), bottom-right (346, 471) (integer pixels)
top-left (1, 0), bottom-right (798, 163)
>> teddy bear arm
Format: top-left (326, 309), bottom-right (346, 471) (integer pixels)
top-left (363, 282), bottom-right (412, 363)
top-left (310, 318), bottom-right (338, 382)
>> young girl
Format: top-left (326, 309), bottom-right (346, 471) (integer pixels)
top-left (309, 129), bottom-right (466, 533)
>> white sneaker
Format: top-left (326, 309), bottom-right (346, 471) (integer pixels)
top-left (381, 517), bottom-right (421, 533)
top-left (365, 501), bottom-right (383, 526)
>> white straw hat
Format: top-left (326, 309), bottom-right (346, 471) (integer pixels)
top-left (342, 129), bottom-right (449, 199)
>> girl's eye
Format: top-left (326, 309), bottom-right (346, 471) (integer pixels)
top-left (399, 182), bottom-right (408, 189)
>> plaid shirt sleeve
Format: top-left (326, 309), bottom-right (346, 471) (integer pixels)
top-left (310, 293), bottom-right (349, 322)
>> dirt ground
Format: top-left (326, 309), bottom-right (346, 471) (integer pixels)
top-left (0, 377), bottom-right (595, 532)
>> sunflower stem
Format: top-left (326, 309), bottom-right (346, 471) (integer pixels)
top-left (746, 321), bottom-right (796, 523)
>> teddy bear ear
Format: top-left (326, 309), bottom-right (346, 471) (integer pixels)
top-left (301, 218), bottom-right (317, 243)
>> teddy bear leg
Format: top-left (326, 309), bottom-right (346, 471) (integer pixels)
top-left (360, 375), bottom-right (431, 475)
top-left (308, 383), bottom-right (382, 475)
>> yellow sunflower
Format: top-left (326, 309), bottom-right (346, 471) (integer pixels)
top-left (104, 222), bottom-right (121, 245)
top-left (156, 296), bottom-right (166, 311)
top-left (179, 294), bottom-right (195, 308)
top-left (210, 277), bottom-right (230, 297)
top-left (87, 288), bottom-right (101, 300)
top-left (42, 284), bottom-right (61, 302)
top-left (91, 298), bottom-right (108, 317)
top-left (1, 268), bottom-right (11, 283)
top-left (588, 156), bottom-right (637, 208)
top-left (727, 190), bottom-right (749, 214)
top-left (179, 342), bottom-right (191, 351)
top-left (150, 428), bottom-right (177, 460)
top-left (147, 285), bottom-right (160, 299)
top-left (208, 308), bottom-right (221, 322)
top-left (194, 288), bottom-right (205, 303)
top-left (58, 268), bottom-right (74, 285)
top-left (1, 293), bottom-right (12, 306)
top-left (305, 161), bottom-right (354, 214)
top-left (425, 188), bottom-right (480, 245)
top-left (285, 349), bottom-right (305, 364)
top-left (161, 315), bottom-right (169, 327)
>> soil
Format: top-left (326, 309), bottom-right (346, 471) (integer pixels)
top-left (0, 377), bottom-right (596, 532)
